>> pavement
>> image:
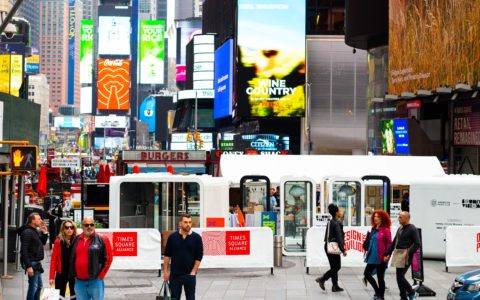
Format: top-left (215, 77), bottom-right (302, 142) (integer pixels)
top-left (0, 246), bottom-right (471, 300)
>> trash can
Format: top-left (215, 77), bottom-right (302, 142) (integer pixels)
top-left (274, 235), bottom-right (283, 267)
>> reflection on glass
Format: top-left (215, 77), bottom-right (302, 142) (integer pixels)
top-left (331, 181), bottom-right (361, 226)
top-left (283, 181), bottom-right (312, 253)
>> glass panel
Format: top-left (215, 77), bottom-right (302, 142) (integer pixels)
top-left (364, 184), bottom-right (384, 226)
top-left (331, 181), bottom-right (361, 226)
top-left (119, 182), bottom-right (200, 230)
top-left (283, 181), bottom-right (312, 253)
top-left (242, 181), bottom-right (268, 227)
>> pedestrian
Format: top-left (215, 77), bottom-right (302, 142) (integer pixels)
top-left (384, 211), bottom-right (421, 300)
top-left (401, 192), bottom-right (410, 212)
top-left (18, 212), bottom-right (49, 300)
top-left (163, 214), bottom-right (203, 300)
top-left (49, 220), bottom-right (78, 299)
top-left (70, 217), bottom-right (113, 300)
top-left (363, 210), bottom-right (392, 300)
top-left (315, 203), bottom-right (347, 292)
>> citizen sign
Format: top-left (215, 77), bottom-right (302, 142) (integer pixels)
top-left (104, 59), bottom-right (124, 67)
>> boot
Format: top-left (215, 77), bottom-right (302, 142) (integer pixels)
top-left (332, 285), bottom-right (344, 292)
top-left (315, 277), bottom-right (326, 291)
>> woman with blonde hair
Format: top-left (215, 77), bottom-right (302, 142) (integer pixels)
top-left (49, 220), bottom-right (78, 299)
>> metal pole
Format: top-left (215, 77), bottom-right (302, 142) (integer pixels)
top-left (15, 175), bottom-right (25, 270)
top-left (9, 175), bottom-right (15, 226)
top-left (2, 175), bottom-right (10, 277)
top-left (81, 158), bottom-right (84, 221)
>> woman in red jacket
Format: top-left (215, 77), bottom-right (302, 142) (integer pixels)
top-left (49, 220), bottom-right (78, 298)
top-left (363, 210), bottom-right (392, 300)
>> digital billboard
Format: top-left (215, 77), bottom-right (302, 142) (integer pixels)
top-left (80, 20), bottom-right (94, 84)
top-left (237, 0), bottom-right (305, 117)
top-left (97, 58), bottom-right (130, 110)
top-left (54, 117), bottom-right (82, 129)
top-left (453, 101), bottom-right (480, 146)
top-left (139, 95), bottom-right (156, 132)
top-left (214, 39), bottom-right (234, 119)
top-left (26, 47), bottom-right (40, 75)
top-left (381, 119), bottom-right (410, 155)
top-left (98, 16), bottom-right (131, 55)
top-left (389, 0), bottom-right (480, 94)
top-left (139, 20), bottom-right (164, 84)
top-left (68, 0), bottom-right (75, 105)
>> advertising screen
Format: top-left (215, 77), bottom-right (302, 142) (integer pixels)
top-left (80, 20), bottom-right (94, 84)
top-left (54, 117), bottom-right (82, 129)
top-left (94, 115), bottom-right (129, 128)
top-left (389, 0), bottom-right (480, 94)
top-left (97, 58), bottom-right (130, 110)
top-left (98, 16), bottom-right (131, 55)
top-left (453, 101), bottom-right (480, 146)
top-left (214, 39), bottom-right (234, 119)
top-left (234, 134), bottom-right (289, 151)
top-left (80, 86), bottom-right (92, 114)
top-left (237, 0), bottom-right (305, 117)
top-left (10, 54), bottom-right (23, 97)
top-left (139, 20), bottom-right (164, 84)
top-left (68, 0), bottom-right (75, 105)
top-left (139, 95), bottom-right (156, 132)
top-left (176, 65), bottom-right (186, 82)
top-left (26, 47), bottom-right (40, 75)
top-left (380, 119), bottom-right (410, 155)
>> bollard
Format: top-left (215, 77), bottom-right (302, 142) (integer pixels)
top-left (274, 235), bottom-right (283, 267)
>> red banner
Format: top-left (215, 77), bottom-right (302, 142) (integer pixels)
top-left (112, 232), bottom-right (138, 256)
top-left (202, 231), bottom-right (251, 256)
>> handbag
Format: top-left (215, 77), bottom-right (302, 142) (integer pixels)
top-left (390, 227), bottom-right (409, 268)
top-left (363, 231), bottom-right (371, 251)
top-left (326, 221), bottom-right (342, 255)
top-left (156, 281), bottom-right (175, 300)
top-left (40, 288), bottom-right (60, 300)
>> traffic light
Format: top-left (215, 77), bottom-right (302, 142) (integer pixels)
top-left (194, 132), bottom-right (201, 141)
top-left (186, 132), bottom-right (192, 141)
top-left (10, 145), bottom-right (38, 172)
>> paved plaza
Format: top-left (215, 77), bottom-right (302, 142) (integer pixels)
top-left (0, 247), bottom-right (470, 300)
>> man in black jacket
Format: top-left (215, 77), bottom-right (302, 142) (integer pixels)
top-left (384, 211), bottom-right (421, 300)
top-left (19, 212), bottom-right (48, 300)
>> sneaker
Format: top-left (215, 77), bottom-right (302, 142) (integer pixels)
top-left (408, 291), bottom-right (419, 300)
top-left (362, 276), bottom-right (368, 287)
top-left (332, 286), bottom-right (344, 292)
top-left (315, 277), bottom-right (325, 291)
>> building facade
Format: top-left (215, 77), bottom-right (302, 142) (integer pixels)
top-left (9, 0), bottom-right (40, 48)
top-left (28, 74), bottom-right (50, 148)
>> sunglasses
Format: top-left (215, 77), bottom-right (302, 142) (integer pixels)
top-left (82, 223), bottom-right (95, 227)
top-left (64, 226), bottom-right (74, 230)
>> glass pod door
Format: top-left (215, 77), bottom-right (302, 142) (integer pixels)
top-left (327, 178), bottom-right (364, 227)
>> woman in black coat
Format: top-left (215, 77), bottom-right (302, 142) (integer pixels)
top-left (315, 203), bottom-right (347, 292)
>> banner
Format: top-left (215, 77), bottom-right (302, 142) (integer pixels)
top-left (80, 20), bottom-right (94, 84)
top-left (68, 0), bottom-right (75, 105)
top-left (306, 226), bottom-right (397, 268)
top-left (193, 227), bottom-right (273, 269)
top-left (10, 54), bottom-right (23, 97)
top-left (0, 55), bottom-right (10, 94)
top-left (97, 58), bottom-right (130, 110)
top-left (237, 0), bottom-right (305, 117)
top-left (214, 39), bottom-right (234, 119)
top-left (95, 229), bottom-right (162, 270)
top-left (453, 101), bottom-right (480, 146)
top-left (389, 0), bottom-right (480, 94)
top-left (139, 20), bottom-right (164, 84)
top-left (26, 47), bottom-right (40, 75)
top-left (446, 226), bottom-right (480, 267)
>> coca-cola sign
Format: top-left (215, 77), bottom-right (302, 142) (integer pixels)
top-left (103, 59), bottom-right (124, 67)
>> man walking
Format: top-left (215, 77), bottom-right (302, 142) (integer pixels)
top-left (384, 211), bottom-right (421, 300)
top-left (19, 212), bottom-right (49, 300)
top-left (70, 217), bottom-right (113, 300)
top-left (164, 214), bottom-right (203, 300)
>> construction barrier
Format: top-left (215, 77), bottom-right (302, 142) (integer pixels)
top-left (445, 226), bottom-right (480, 268)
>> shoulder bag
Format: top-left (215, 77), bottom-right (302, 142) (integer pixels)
top-left (326, 221), bottom-right (342, 255)
top-left (156, 281), bottom-right (175, 300)
top-left (390, 227), bottom-right (409, 268)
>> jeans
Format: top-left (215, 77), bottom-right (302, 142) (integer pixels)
top-left (75, 278), bottom-right (104, 300)
top-left (26, 271), bottom-right (43, 300)
top-left (364, 263), bottom-right (387, 298)
top-left (170, 274), bottom-right (196, 300)
top-left (396, 264), bottom-right (413, 300)
top-left (320, 251), bottom-right (342, 287)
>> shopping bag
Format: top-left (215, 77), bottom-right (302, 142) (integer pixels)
top-left (40, 287), bottom-right (60, 300)
top-left (156, 281), bottom-right (175, 300)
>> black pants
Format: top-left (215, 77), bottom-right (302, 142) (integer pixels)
top-left (364, 263), bottom-right (387, 298)
top-left (321, 251), bottom-right (341, 287)
top-left (396, 264), bottom-right (413, 300)
top-left (170, 274), bottom-right (196, 300)
top-left (55, 272), bottom-right (75, 298)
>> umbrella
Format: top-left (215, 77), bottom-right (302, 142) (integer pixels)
top-left (104, 163), bottom-right (111, 183)
top-left (36, 165), bottom-right (47, 198)
top-left (132, 164), bottom-right (140, 174)
top-left (96, 162), bottom-right (105, 183)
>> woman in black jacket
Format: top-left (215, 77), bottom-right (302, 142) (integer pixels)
top-left (315, 203), bottom-right (347, 292)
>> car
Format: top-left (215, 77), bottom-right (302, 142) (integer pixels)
top-left (447, 268), bottom-right (480, 300)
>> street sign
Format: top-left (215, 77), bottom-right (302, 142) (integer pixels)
top-left (10, 145), bottom-right (38, 172)
top-left (51, 158), bottom-right (80, 168)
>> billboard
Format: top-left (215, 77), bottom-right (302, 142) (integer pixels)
top-left (139, 95), bottom-right (156, 132)
top-left (380, 119), bottom-right (410, 155)
top-left (193, 35), bottom-right (214, 91)
top-left (139, 20), bottom-right (164, 84)
top-left (176, 65), bottom-right (186, 82)
top-left (26, 47), bottom-right (40, 74)
top-left (68, 0), bottom-right (75, 105)
top-left (54, 117), bottom-right (82, 129)
top-left (80, 20), bottom-right (94, 84)
top-left (453, 101), bottom-right (480, 146)
top-left (97, 58), bottom-right (130, 110)
top-left (94, 115), bottom-right (129, 128)
top-left (237, 0), bottom-right (305, 117)
top-left (10, 55), bottom-right (23, 97)
top-left (214, 39), bottom-right (234, 119)
top-left (389, 0), bottom-right (480, 94)
top-left (0, 55), bottom-right (10, 94)
top-left (98, 16), bottom-right (131, 55)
